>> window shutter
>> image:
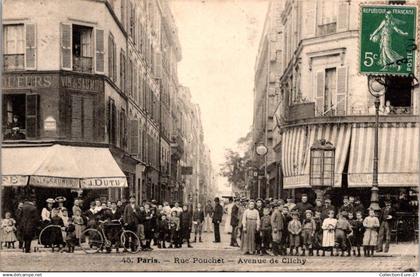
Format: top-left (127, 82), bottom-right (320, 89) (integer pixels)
top-left (153, 51), bottom-right (162, 79)
top-left (108, 97), bottom-right (116, 144)
top-left (121, 0), bottom-right (126, 31)
top-left (25, 23), bottom-right (36, 69)
top-left (60, 23), bottom-right (72, 70)
top-left (315, 71), bottom-right (325, 116)
top-left (108, 34), bottom-right (113, 79)
top-left (95, 29), bottom-right (105, 73)
top-left (26, 94), bottom-right (39, 138)
top-left (71, 95), bottom-right (82, 139)
top-left (113, 43), bottom-right (117, 81)
top-left (336, 67), bottom-right (348, 116)
top-left (129, 119), bottom-right (139, 155)
top-left (337, 0), bottom-right (349, 32)
top-left (303, 1), bottom-right (317, 38)
top-left (83, 96), bottom-right (94, 140)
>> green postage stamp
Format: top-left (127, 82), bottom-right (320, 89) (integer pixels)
top-left (360, 5), bottom-right (417, 76)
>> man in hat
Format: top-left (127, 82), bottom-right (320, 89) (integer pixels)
top-left (295, 194), bottom-right (314, 220)
top-left (20, 197), bottom-right (39, 253)
top-left (230, 198), bottom-right (240, 247)
top-left (321, 198), bottom-right (336, 220)
top-left (212, 197), bottom-right (223, 243)
top-left (270, 201), bottom-right (284, 255)
top-left (376, 200), bottom-right (394, 253)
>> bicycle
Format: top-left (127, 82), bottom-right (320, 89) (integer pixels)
top-left (79, 219), bottom-right (141, 254)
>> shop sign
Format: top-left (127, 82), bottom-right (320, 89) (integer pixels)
top-left (60, 74), bottom-right (103, 92)
top-left (360, 5), bottom-right (417, 76)
top-left (44, 116), bottom-right (57, 131)
top-left (2, 176), bottom-right (28, 187)
top-left (181, 166), bottom-right (193, 175)
top-left (30, 176), bottom-right (80, 189)
top-left (81, 178), bottom-right (128, 189)
top-left (2, 74), bottom-right (57, 89)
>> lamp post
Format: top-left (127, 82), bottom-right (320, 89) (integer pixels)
top-left (255, 143), bottom-right (268, 199)
top-left (368, 76), bottom-right (385, 211)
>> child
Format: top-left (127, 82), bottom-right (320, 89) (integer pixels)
top-left (50, 208), bottom-right (65, 252)
top-left (335, 211), bottom-right (352, 256)
top-left (363, 209), bottom-right (380, 257)
top-left (157, 214), bottom-right (169, 248)
top-left (301, 210), bottom-right (316, 256)
top-left (287, 211), bottom-right (302, 256)
top-left (349, 211), bottom-right (364, 257)
top-left (322, 210), bottom-right (337, 256)
top-left (1, 212), bottom-right (17, 249)
top-left (169, 211), bottom-right (180, 248)
top-left (72, 209), bottom-right (84, 244)
top-left (259, 207), bottom-right (272, 255)
top-left (280, 206), bottom-right (291, 255)
top-left (65, 218), bottom-right (77, 253)
top-left (313, 211), bottom-right (323, 256)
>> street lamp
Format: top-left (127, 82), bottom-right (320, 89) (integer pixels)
top-left (368, 76), bottom-right (385, 211)
top-left (255, 143), bottom-right (268, 199)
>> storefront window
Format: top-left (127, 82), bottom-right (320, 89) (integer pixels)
top-left (310, 139), bottom-right (335, 187)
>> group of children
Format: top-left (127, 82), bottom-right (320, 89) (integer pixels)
top-left (255, 203), bottom-right (381, 257)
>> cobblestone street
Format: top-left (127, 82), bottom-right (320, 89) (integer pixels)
top-left (1, 231), bottom-right (418, 272)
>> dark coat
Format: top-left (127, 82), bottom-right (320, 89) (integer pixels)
top-left (295, 202), bottom-right (314, 218)
top-left (20, 201), bottom-right (39, 240)
top-left (230, 204), bottom-right (240, 227)
top-left (123, 204), bottom-right (141, 226)
top-left (157, 219), bottom-right (169, 234)
top-left (212, 204), bottom-right (223, 223)
top-left (192, 209), bottom-right (205, 223)
top-left (180, 211), bottom-right (193, 239)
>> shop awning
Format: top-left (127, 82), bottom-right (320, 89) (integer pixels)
top-left (2, 144), bottom-right (128, 189)
top-left (282, 124), bottom-right (352, 189)
top-left (348, 123), bottom-right (419, 187)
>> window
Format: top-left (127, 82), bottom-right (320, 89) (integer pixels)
top-left (120, 108), bottom-right (127, 149)
top-left (72, 25), bottom-right (93, 73)
top-left (324, 68), bottom-right (336, 115)
top-left (71, 94), bottom-right (94, 140)
top-left (129, 1), bottom-right (136, 41)
top-left (2, 94), bottom-right (28, 140)
top-left (108, 97), bottom-right (117, 144)
top-left (384, 76), bottom-right (412, 114)
top-left (3, 25), bottom-right (25, 71)
top-left (317, 0), bottom-right (338, 35)
top-left (315, 66), bottom-right (347, 116)
top-left (120, 50), bottom-right (126, 92)
top-left (108, 33), bottom-right (117, 82)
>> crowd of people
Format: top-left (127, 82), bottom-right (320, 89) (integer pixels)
top-left (230, 194), bottom-right (397, 257)
top-left (0, 192), bottom-right (412, 257)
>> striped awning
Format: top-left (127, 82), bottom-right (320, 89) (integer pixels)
top-left (282, 124), bottom-right (352, 189)
top-left (348, 123), bottom-right (419, 187)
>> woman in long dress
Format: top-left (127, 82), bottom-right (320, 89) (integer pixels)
top-left (241, 200), bottom-right (260, 255)
top-left (224, 199), bottom-right (233, 234)
top-left (321, 210), bottom-right (337, 256)
top-left (369, 11), bottom-right (409, 71)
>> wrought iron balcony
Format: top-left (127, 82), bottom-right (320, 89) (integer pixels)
top-left (73, 56), bottom-right (93, 73)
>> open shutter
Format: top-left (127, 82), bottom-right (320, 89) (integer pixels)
top-left (108, 34), bottom-right (113, 79)
top-left (60, 23), bottom-right (72, 70)
top-left (121, 0), bottom-right (126, 31)
top-left (25, 23), bottom-right (36, 70)
top-left (71, 95), bottom-right (82, 139)
top-left (336, 67), bottom-right (348, 116)
top-left (95, 29), bottom-right (104, 73)
top-left (26, 94), bottom-right (39, 138)
top-left (83, 96), bottom-right (94, 140)
top-left (153, 51), bottom-right (162, 79)
top-left (315, 71), bottom-right (325, 116)
top-left (337, 0), bottom-right (349, 32)
top-left (113, 43), bottom-right (117, 81)
top-left (303, 1), bottom-right (317, 38)
top-left (129, 119), bottom-right (139, 155)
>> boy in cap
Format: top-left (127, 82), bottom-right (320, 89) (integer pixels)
top-left (335, 211), bottom-right (352, 256)
top-left (270, 202), bottom-right (284, 256)
top-left (259, 207), bottom-right (272, 255)
top-left (301, 210), bottom-right (316, 256)
top-left (288, 211), bottom-right (302, 256)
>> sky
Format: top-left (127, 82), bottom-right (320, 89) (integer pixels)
top-left (170, 0), bottom-right (269, 194)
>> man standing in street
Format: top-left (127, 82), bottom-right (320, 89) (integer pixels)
top-left (376, 199), bottom-right (394, 253)
top-left (21, 197), bottom-right (39, 253)
top-left (204, 199), bottom-right (214, 233)
top-left (295, 194), bottom-right (314, 219)
top-left (230, 198), bottom-right (240, 247)
top-left (212, 197), bottom-right (223, 243)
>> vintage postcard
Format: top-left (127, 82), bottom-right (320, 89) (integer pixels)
top-left (0, 0), bottom-right (419, 273)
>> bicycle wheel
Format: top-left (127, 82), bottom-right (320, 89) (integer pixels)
top-left (121, 230), bottom-right (140, 253)
top-left (38, 225), bottom-right (63, 248)
top-left (80, 228), bottom-right (103, 254)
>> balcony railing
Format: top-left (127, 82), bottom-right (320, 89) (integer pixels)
top-left (351, 105), bottom-right (412, 115)
top-left (73, 56), bottom-right (93, 73)
top-left (3, 54), bottom-right (24, 71)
